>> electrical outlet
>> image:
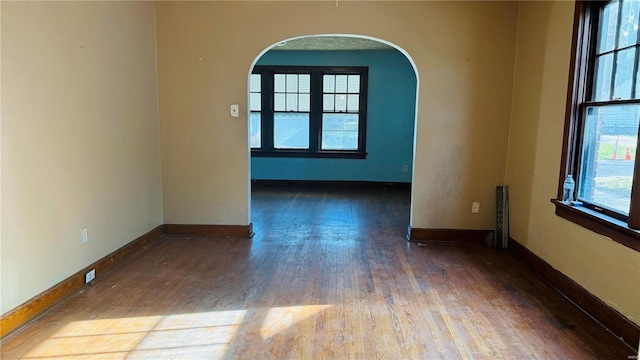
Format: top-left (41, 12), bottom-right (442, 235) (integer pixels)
top-left (471, 202), bottom-right (481, 214)
top-left (81, 227), bottom-right (88, 243)
top-left (403, 165), bottom-right (409, 173)
top-left (85, 269), bottom-right (96, 284)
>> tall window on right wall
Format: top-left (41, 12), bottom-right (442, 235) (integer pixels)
top-left (557, 0), bottom-right (640, 251)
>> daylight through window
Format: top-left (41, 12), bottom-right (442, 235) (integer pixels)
top-left (250, 66), bottom-right (368, 159)
top-left (558, 0), bottom-right (640, 248)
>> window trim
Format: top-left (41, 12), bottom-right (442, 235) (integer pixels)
top-left (555, 0), bottom-right (640, 252)
top-left (250, 65), bottom-right (368, 159)
top-left (552, 200), bottom-right (640, 251)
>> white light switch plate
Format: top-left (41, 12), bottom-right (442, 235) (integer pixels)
top-left (230, 104), bottom-right (239, 117)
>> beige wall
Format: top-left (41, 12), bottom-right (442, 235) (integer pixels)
top-left (0, 0), bottom-right (4, 315)
top-left (2, 0), bottom-right (635, 331)
top-left (156, 1), bottom-right (518, 227)
top-left (507, 1), bottom-right (640, 325)
top-left (1, 2), bottom-right (163, 314)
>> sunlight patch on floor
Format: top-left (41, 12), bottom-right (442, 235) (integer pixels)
top-left (22, 310), bottom-right (247, 359)
top-left (260, 305), bottom-right (332, 339)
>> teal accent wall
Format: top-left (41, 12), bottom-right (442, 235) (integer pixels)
top-left (251, 50), bottom-right (416, 182)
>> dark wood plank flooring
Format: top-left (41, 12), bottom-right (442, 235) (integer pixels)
top-left (1, 183), bottom-right (635, 359)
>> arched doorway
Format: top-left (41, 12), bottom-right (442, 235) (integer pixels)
top-left (247, 34), bottom-right (420, 232)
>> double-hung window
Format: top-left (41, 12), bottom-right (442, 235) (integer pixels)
top-left (250, 66), bottom-right (368, 158)
top-left (558, 0), bottom-right (640, 251)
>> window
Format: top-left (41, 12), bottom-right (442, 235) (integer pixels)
top-left (322, 74), bottom-right (361, 150)
top-left (250, 66), bottom-right (368, 158)
top-left (273, 73), bottom-right (311, 149)
top-left (557, 0), bottom-right (640, 251)
top-left (250, 74), bottom-right (261, 148)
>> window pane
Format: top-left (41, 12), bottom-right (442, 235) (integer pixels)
top-left (321, 114), bottom-right (359, 150)
top-left (323, 75), bottom-right (335, 93)
top-left (618, 0), bottom-right (640, 48)
top-left (323, 94), bottom-right (334, 112)
top-left (274, 74), bottom-right (286, 93)
top-left (599, 1), bottom-right (620, 54)
top-left (274, 112), bottom-right (309, 149)
top-left (347, 75), bottom-right (360, 93)
top-left (250, 92), bottom-right (261, 111)
top-left (594, 53), bottom-right (614, 101)
top-left (636, 57), bottom-right (640, 98)
top-left (250, 74), bottom-right (261, 92)
top-left (286, 94), bottom-right (298, 111)
top-left (299, 75), bottom-right (311, 93)
top-left (347, 94), bottom-right (359, 112)
top-left (274, 94), bottom-right (286, 111)
top-left (578, 104), bottom-right (639, 214)
top-left (286, 74), bottom-right (298, 92)
top-left (614, 47), bottom-right (636, 99)
top-left (335, 75), bottom-right (348, 93)
top-left (250, 112), bottom-right (261, 148)
top-left (335, 94), bottom-right (347, 112)
top-left (299, 94), bottom-right (310, 112)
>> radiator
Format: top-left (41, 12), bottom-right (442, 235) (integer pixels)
top-left (495, 185), bottom-right (509, 249)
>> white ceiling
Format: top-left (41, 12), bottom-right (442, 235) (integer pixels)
top-left (271, 36), bottom-right (395, 51)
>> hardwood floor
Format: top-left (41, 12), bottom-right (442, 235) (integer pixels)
top-left (1, 183), bottom-right (635, 359)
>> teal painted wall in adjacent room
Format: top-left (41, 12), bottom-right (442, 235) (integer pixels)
top-left (251, 50), bottom-right (416, 182)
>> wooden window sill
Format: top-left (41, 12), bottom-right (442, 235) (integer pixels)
top-left (251, 150), bottom-right (367, 159)
top-left (551, 199), bottom-right (640, 252)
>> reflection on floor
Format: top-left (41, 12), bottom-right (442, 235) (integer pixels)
top-left (1, 183), bottom-right (634, 359)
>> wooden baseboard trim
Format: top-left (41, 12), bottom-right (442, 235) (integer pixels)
top-left (1, 223), bottom-right (252, 338)
top-left (251, 179), bottom-right (412, 190)
top-left (163, 223), bottom-right (254, 238)
top-left (509, 237), bottom-right (639, 349)
top-left (407, 227), bottom-right (493, 244)
top-left (0, 225), bottom-right (164, 338)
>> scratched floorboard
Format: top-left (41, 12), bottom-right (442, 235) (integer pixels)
top-left (1, 183), bottom-right (634, 359)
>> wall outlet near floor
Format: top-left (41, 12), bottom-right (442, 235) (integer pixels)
top-left (85, 269), bottom-right (96, 284)
top-left (403, 165), bottom-right (409, 173)
top-left (471, 202), bottom-right (481, 214)
top-left (81, 227), bottom-right (88, 243)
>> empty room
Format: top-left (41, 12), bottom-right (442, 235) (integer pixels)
top-left (1, 1), bottom-right (639, 359)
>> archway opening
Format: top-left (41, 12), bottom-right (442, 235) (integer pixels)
top-left (247, 34), bottom-right (419, 237)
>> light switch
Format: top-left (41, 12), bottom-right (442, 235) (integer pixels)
top-left (230, 104), bottom-right (239, 117)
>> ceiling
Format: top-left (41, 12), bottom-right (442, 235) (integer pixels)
top-left (271, 36), bottom-right (395, 51)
